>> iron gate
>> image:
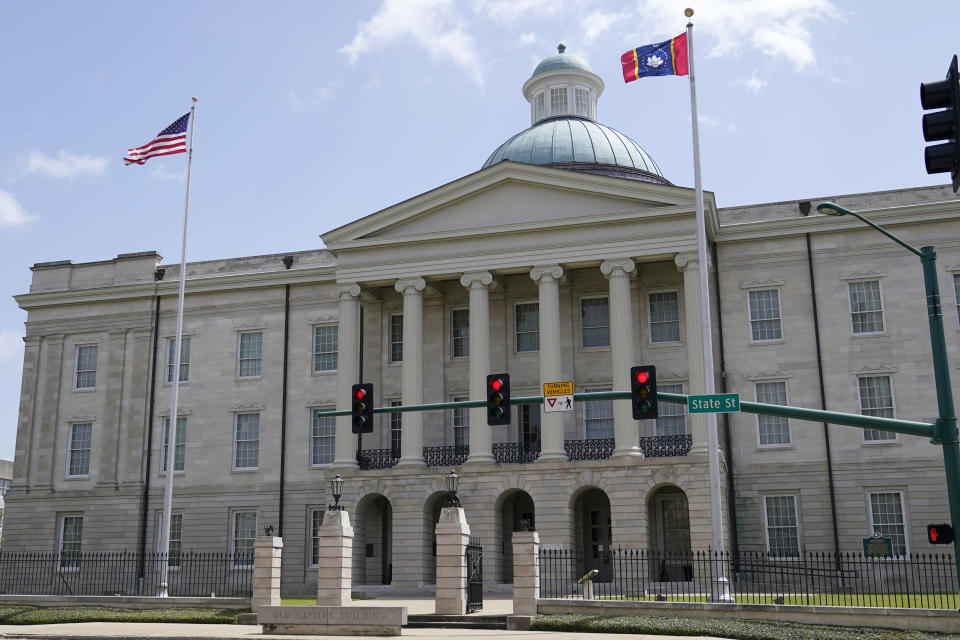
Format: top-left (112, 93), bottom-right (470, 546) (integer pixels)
top-left (465, 537), bottom-right (483, 613)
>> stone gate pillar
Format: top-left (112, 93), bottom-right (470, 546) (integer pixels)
top-left (512, 531), bottom-right (539, 615)
top-left (435, 506), bottom-right (470, 615)
top-left (316, 510), bottom-right (354, 606)
top-left (252, 536), bottom-right (283, 610)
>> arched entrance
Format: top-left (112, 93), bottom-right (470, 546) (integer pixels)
top-left (573, 487), bottom-right (612, 582)
top-left (647, 485), bottom-right (692, 581)
top-left (354, 493), bottom-right (392, 585)
top-left (497, 489), bottom-right (535, 583)
top-left (422, 491), bottom-right (447, 585)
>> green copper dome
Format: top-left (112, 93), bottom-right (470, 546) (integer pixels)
top-left (530, 47), bottom-right (594, 78)
top-left (482, 116), bottom-right (669, 184)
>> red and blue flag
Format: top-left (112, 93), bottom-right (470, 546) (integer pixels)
top-left (621, 33), bottom-right (688, 82)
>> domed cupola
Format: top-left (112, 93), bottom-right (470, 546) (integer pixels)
top-left (482, 44), bottom-right (670, 185)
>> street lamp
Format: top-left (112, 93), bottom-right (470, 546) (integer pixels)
top-left (328, 473), bottom-right (344, 511)
top-left (445, 469), bottom-right (461, 508)
top-left (817, 201), bottom-right (960, 586)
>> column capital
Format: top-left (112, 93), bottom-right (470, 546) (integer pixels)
top-left (332, 283), bottom-right (361, 300)
top-left (675, 252), bottom-right (712, 272)
top-left (394, 277), bottom-right (426, 295)
top-left (530, 264), bottom-right (563, 284)
top-left (459, 270), bottom-right (493, 289)
top-left (600, 258), bottom-right (636, 278)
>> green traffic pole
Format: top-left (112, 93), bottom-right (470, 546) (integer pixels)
top-left (920, 246), bottom-right (960, 594)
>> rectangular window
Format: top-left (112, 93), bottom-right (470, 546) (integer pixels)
top-left (237, 332), bottom-right (263, 378)
top-left (390, 314), bottom-right (403, 363)
top-left (848, 280), bottom-right (885, 334)
top-left (234, 413), bottom-right (260, 470)
top-left (581, 297), bottom-right (610, 348)
top-left (584, 388), bottom-right (614, 439)
top-left (748, 289), bottom-right (783, 341)
top-left (67, 423), bottom-right (92, 477)
top-left (161, 416), bottom-right (186, 473)
top-left (156, 512), bottom-right (183, 568)
top-left (519, 404), bottom-right (541, 451)
top-left (649, 292), bottom-right (680, 343)
top-left (764, 496), bottom-right (800, 558)
top-left (390, 401), bottom-right (402, 456)
top-left (870, 492), bottom-right (907, 556)
top-left (550, 87), bottom-right (567, 115)
top-left (858, 376), bottom-right (897, 441)
top-left (58, 515), bottom-right (83, 570)
top-left (515, 302), bottom-right (539, 352)
top-left (232, 510), bottom-right (257, 567)
top-left (311, 410), bottom-right (335, 466)
top-left (574, 87), bottom-right (590, 117)
top-left (656, 383), bottom-right (686, 436)
top-left (75, 344), bottom-right (97, 389)
top-left (451, 308), bottom-right (469, 358)
top-left (310, 508), bottom-right (324, 567)
top-left (756, 381), bottom-right (790, 446)
top-left (533, 92), bottom-right (545, 121)
top-left (165, 337), bottom-right (190, 383)
top-left (453, 396), bottom-right (469, 448)
top-left (313, 324), bottom-right (338, 372)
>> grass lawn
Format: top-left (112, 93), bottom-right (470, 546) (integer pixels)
top-left (593, 592), bottom-right (959, 609)
top-left (0, 605), bottom-right (244, 625)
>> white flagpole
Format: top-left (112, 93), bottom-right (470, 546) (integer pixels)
top-left (158, 97), bottom-right (197, 598)
top-left (684, 9), bottom-right (732, 602)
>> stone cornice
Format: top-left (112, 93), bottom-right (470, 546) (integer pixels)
top-left (851, 363), bottom-right (898, 375)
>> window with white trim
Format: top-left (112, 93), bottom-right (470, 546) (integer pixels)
top-left (310, 508), bottom-right (323, 567)
top-left (550, 87), bottom-right (567, 115)
top-left (656, 383), bottom-right (686, 436)
top-left (858, 376), bottom-right (897, 441)
top-left (67, 423), bottom-right (92, 477)
top-left (156, 512), bottom-right (183, 567)
top-left (869, 492), bottom-right (907, 556)
top-left (748, 289), bottom-right (782, 341)
top-left (848, 280), bottom-right (885, 334)
top-left (515, 302), bottom-right (539, 352)
top-left (649, 292), bottom-right (680, 343)
top-left (581, 296), bottom-right (610, 348)
top-left (520, 404), bottom-right (541, 451)
top-left (161, 416), bottom-right (186, 473)
top-left (237, 332), bottom-right (263, 378)
top-left (231, 510), bottom-right (257, 567)
top-left (453, 396), bottom-right (469, 447)
top-left (533, 91), bottom-right (545, 121)
top-left (234, 413), bottom-right (260, 470)
top-left (166, 337), bottom-right (190, 383)
top-left (574, 87), bottom-right (590, 117)
top-left (451, 308), bottom-right (469, 358)
top-left (756, 381), bottom-right (790, 446)
top-left (764, 495), bottom-right (800, 558)
top-left (390, 314), bottom-right (403, 363)
top-left (75, 344), bottom-right (97, 389)
top-left (313, 324), bottom-right (338, 372)
top-left (584, 388), bottom-right (613, 439)
top-left (58, 514), bottom-right (83, 570)
top-left (311, 410), bottom-right (335, 466)
top-left (390, 400), bottom-right (402, 455)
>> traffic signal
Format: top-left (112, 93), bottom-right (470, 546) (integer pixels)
top-left (351, 383), bottom-right (374, 434)
top-left (486, 373), bottom-right (511, 426)
top-left (927, 523), bottom-right (955, 545)
top-left (630, 365), bottom-right (658, 420)
top-left (921, 55), bottom-right (960, 192)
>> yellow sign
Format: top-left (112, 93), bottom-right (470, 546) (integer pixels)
top-left (544, 381), bottom-right (574, 396)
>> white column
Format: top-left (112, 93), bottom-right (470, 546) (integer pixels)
top-left (530, 265), bottom-right (566, 461)
top-left (461, 271), bottom-right (495, 463)
top-left (395, 277), bottom-right (426, 466)
top-left (601, 259), bottom-right (642, 458)
top-left (676, 253), bottom-right (708, 453)
top-left (332, 283), bottom-right (361, 468)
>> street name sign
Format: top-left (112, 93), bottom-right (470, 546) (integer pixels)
top-left (544, 381), bottom-right (574, 413)
top-left (688, 393), bottom-right (740, 413)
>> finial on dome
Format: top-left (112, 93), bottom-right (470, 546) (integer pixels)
top-left (557, 43), bottom-right (566, 54)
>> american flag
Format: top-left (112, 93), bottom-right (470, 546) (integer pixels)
top-left (124, 113), bottom-right (190, 166)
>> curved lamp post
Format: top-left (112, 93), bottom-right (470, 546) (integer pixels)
top-left (328, 473), bottom-right (344, 511)
top-left (817, 201), bottom-right (960, 587)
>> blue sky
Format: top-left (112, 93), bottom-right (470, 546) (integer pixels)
top-left (0, 0), bottom-right (957, 460)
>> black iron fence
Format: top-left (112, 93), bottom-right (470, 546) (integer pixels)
top-left (539, 548), bottom-right (958, 609)
top-left (0, 551), bottom-right (252, 597)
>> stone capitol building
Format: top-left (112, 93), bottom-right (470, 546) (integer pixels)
top-left (6, 47), bottom-right (960, 595)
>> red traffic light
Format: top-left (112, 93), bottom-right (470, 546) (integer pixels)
top-left (636, 370), bottom-right (649, 384)
top-left (489, 378), bottom-right (503, 391)
top-left (354, 387), bottom-right (366, 400)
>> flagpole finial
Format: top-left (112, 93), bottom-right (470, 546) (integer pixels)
top-left (191, 97), bottom-right (198, 103)
top-left (557, 43), bottom-right (566, 54)
top-left (684, 7), bottom-right (694, 17)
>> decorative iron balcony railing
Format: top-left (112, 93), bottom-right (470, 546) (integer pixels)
top-left (356, 448), bottom-right (400, 470)
top-left (423, 445), bottom-right (469, 467)
top-left (492, 442), bottom-right (540, 464)
top-left (639, 434), bottom-right (693, 457)
top-left (564, 438), bottom-right (615, 460)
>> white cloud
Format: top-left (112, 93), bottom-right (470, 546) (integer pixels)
top-left (0, 331), bottom-right (22, 363)
top-left (737, 70), bottom-right (768, 93)
top-left (518, 31), bottom-right (538, 45)
top-left (698, 114), bottom-right (737, 133)
top-left (631, 0), bottom-right (842, 72)
top-left (288, 82), bottom-right (339, 112)
top-left (23, 150), bottom-right (109, 180)
top-left (581, 10), bottom-right (626, 45)
top-left (150, 165), bottom-right (184, 182)
top-left (0, 190), bottom-right (37, 227)
top-left (473, 0), bottom-right (558, 23)
top-left (340, 0), bottom-right (484, 87)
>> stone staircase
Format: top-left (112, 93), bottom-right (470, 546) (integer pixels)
top-left (405, 614), bottom-right (508, 630)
